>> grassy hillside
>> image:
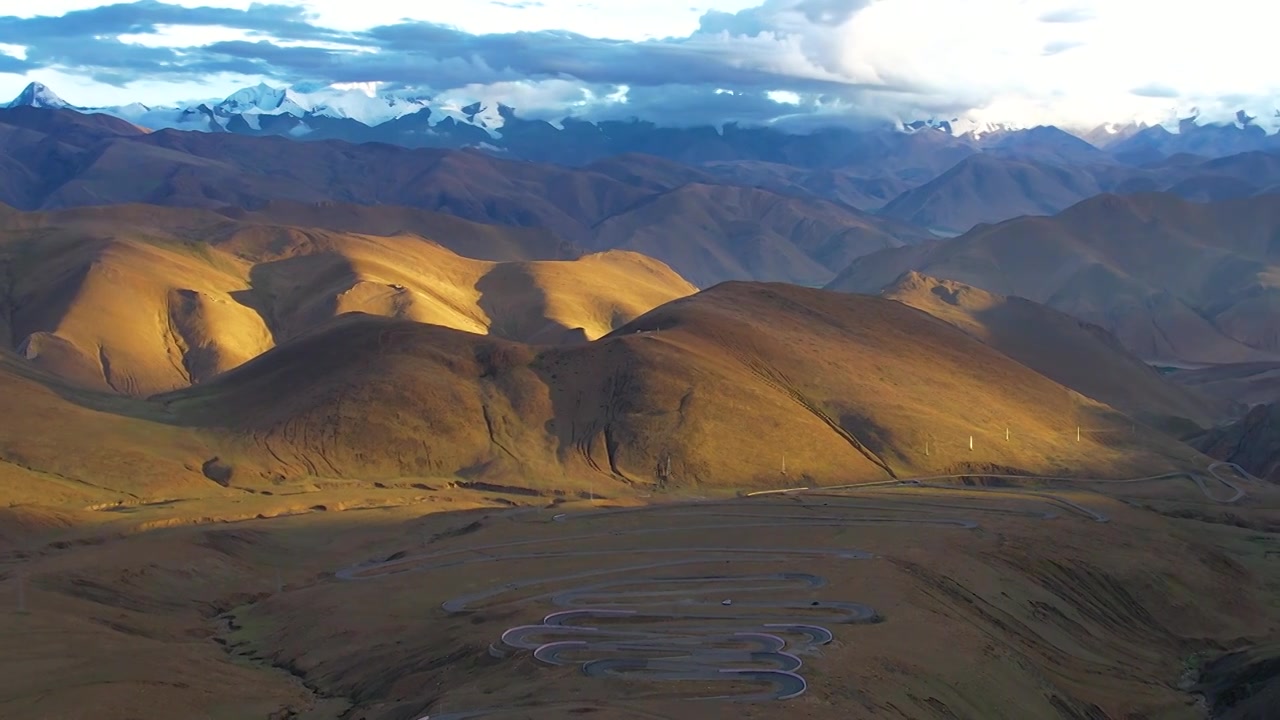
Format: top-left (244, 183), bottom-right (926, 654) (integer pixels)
top-left (154, 283), bottom-right (1204, 497)
top-left (0, 204), bottom-right (694, 395)
top-left (880, 271), bottom-right (1230, 429)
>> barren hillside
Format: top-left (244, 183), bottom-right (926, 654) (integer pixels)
top-left (880, 272), bottom-right (1229, 429)
top-left (833, 192), bottom-right (1280, 364)
top-left (156, 283), bottom-right (1201, 494)
top-left (0, 204), bottom-right (694, 395)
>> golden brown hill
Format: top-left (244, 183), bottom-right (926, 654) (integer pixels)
top-left (832, 192), bottom-right (1280, 364)
top-left (0, 204), bottom-right (694, 395)
top-left (0, 349), bottom-right (216, 507)
top-left (160, 283), bottom-right (1201, 494)
top-left (880, 272), bottom-right (1229, 429)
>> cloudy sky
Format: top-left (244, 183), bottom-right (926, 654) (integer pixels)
top-left (0, 0), bottom-right (1275, 131)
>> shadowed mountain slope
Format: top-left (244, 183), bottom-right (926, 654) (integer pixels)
top-left (1193, 403), bottom-right (1280, 483)
top-left (590, 183), bottom-right (933, 287)
top-left (832, 192), bottom-right (1280, 364)
top-left (878, 154), bottom-right (1106, 234)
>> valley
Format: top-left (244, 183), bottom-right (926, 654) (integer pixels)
top-left (2, 30), bottom-right (1280, 720)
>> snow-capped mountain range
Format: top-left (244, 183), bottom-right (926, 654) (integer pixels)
top-left (5, 81), bottom-right (1279, 166)
top-left (6, 81), bottom-right (509, 137)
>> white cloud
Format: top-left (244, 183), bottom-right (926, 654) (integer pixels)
top-left (117, 23), bottom-right (253, 47)
top-left (2, 0), bottom-right (1278, 131)
top-left (17, 0), bottom-right (762, 41)
top-left (827, 0), bottom-right (1280, 129)
top-left (767, 89), bottom-right (801, 105)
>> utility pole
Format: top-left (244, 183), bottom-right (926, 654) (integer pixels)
top-left (781, 454), bottom-right (787, 476)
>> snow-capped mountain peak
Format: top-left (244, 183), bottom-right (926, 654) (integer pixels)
top-left (901, 118), bottom-right (956, 134)
top-left (204, 82), bottom-right (433, 126)
top-left (6, 82), bottom-right (71, 110)
top-left (899, 116), bottom-right (1023, 140)
top-left (947, 118), bottom-right (1022, 140)
top-left (216, 82), bottom-right (295, 115)
top-left (7, 79), bottom-right (1280, 159)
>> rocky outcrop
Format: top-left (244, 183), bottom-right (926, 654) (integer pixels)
top-left (1196, 404), bottom-right (1280, 482)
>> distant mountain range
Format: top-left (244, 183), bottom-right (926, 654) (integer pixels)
top-left (0, 105), bottom-right (929, 288)
top-left (8, 81), bottom-right (1280, 168)
top-left (831, 192), bottom-right (1280, 366)
top-left (5, 89), bottom-right (1280, 476)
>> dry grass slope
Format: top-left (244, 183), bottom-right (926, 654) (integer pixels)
top-left (880, 271), bottom-right (1230, 429)
top-left (0, 203), bottom-right (694, 395)
top-left (154, 283), bottom-right (1203, 497)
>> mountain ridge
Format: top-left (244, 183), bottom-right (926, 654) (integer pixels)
top-left (0, 110), bottom-right (932, 287)
top-left (9, 81), bottom-right (1279, 166)
top-left (830, 192), bottom-right (1280, 366)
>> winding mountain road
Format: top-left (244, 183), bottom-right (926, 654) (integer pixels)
top-left (328, 464), bottom-right (1257, 719)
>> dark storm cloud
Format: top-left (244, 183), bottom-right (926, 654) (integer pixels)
top-left (0, 1), bottom-right (905, 96)
top-left (0, 52), bottom-right (30, 74)
top-left (0, 0), bottom-right (341, 42)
